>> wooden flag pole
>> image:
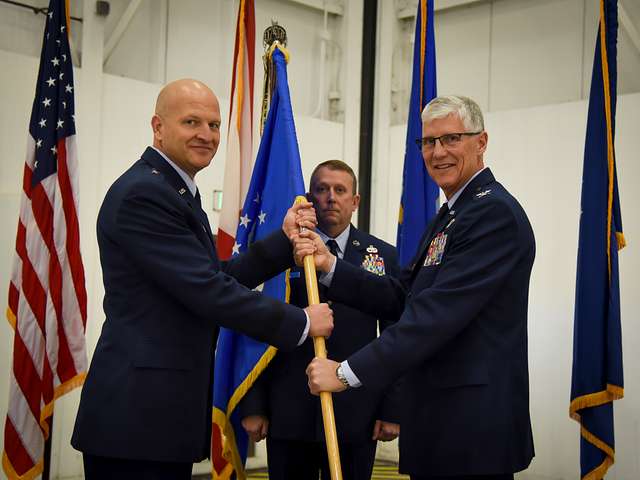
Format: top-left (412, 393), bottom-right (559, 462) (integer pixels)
top-left (295, 195), bottom-right (343, 480)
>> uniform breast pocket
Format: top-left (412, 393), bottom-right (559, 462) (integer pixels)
top-left (412, 265), bottom-right (440, 290)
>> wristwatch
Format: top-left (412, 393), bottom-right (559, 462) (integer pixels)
top-left (335, 364), bottom-right (350, 388)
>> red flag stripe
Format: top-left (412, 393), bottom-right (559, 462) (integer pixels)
top-left (6, 368), bottom-right (45, 464)
top-left (57, 138), bottom-right (88, 322)
top-left (4, 418), bottom-right (38, 475)
top-left (15, 222), bottom-right (47, 334)
top-left (31, 175), bottom-right (78, 385)
top-left (10, 330), bottom-right (43, 425)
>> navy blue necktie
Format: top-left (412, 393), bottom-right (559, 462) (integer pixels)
top-left (326, 239), bottom-right (340, 258)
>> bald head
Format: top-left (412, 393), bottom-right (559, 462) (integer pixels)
top-left (151, 78), bottom-right (222, 178)
top-left (155, 79), bottom-right (217, 118)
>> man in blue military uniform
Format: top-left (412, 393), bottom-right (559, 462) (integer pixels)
top-left (71, 79), bottom-right (333, 479)
top-left (240, 160), bottom-right (401, 480)
top-left (303, 96), bottom-right (536, 480)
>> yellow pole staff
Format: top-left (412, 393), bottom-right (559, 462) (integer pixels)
top-left (295, 195), bottom-right (343, 480)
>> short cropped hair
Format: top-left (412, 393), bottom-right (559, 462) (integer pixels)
top-left (309, 160), bottom-right (358, 194)
top-left (421, 95), bottom-right (485, 132)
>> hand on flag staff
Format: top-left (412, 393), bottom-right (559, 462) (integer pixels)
top-left (281, 199), bottom-right (317, 241)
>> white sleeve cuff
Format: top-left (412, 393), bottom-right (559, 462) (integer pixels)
top-left (297, 310), bottom-right (311, 346)
top-left (341, 360), bottom-right (362, 388)
top-left (318, 255), bottom-right (337, 287)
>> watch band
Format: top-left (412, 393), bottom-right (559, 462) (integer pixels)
top-left (335, 364), bottom-right (350, 388)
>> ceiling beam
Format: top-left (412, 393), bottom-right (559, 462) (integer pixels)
top-left (104, 0), bottom-right (143, 66)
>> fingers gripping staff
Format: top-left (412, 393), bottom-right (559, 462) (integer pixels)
top-left (295, 195), bottom-right (343, 480)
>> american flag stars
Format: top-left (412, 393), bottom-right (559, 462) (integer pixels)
top-left (28, 2), bottom-right (76, 184)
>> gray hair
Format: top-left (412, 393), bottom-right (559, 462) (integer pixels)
top-left (421, 95), bottom-right (485, 132)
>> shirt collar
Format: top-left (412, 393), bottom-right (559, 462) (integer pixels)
top-left (446, 166), bottom-right (487, 209)
top-left (317, 225), bottom-right (351, 259)
top-left (150, 146), bottom-right (198, 197)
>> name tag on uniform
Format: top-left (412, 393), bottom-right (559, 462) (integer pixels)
top-left (424, 232), bottom-right (448, 266)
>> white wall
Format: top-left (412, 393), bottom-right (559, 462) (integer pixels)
top-left (388, 0), bottom-right (640, 124)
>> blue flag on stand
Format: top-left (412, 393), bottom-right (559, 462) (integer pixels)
top-left (396, 0), bottom-right (439, 266)
top-left (211, 45), bottom-right (305, 480)
top-left (570, 1), bottom-right (625, 479)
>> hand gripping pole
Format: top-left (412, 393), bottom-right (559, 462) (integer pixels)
top-left (294, 195), bottom-right (343, 480)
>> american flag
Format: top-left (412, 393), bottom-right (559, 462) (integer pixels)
top-left (3, 1), bottom-right (88, 478)
top-left (216, 0), bottom-right (255, 260)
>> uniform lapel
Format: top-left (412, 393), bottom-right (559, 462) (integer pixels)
top-left (409, 204), bottom-right (450, 276)
top-left (409, 168), bottom-right (496, 278)
top-left (343, 225), bottom-right (366, 267)
top-left (141, 147), bottom-right (217, 252)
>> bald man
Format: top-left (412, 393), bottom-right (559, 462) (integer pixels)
top-left (71, 79), bottom-right (333, 479)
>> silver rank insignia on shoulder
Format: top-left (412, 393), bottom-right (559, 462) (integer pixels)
top-left (178, 188), bottom-right (186, 195)
top-left (362, 252), bottom-right (385, 275)
top-left (366, 245), bottom-right (378, 254)
top-left (352, 239), bottom-right (360, 247)
top-left (424, 232), bottom-right (448, 266)
top-left (476, 189), bottom-right (492, 198)
top-left (151, 169), bottom-right (159, 175)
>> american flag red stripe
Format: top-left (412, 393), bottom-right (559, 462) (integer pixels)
top-left (3, 1), bottom-right (87, 478)
top-left (216, 0), bottom-right (255, 261)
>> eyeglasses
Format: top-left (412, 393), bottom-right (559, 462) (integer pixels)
top-left (415, 132), bottom-right (482, 151)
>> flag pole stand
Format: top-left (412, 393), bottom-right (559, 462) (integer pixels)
top-left (295, 196), bottom-right (343, 480)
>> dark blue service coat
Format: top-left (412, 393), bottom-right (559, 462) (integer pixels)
top-left (328, 168), bottom-right (536, 477)
top-left (71, 147), bottom-right (306, 463)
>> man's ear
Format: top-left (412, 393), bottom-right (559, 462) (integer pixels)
top-left (151, 115), bottom-right (162, 142)
top-left (477, 131), bottom-right (488, 155)
top-left (352, 193), bottom-right (360, 212)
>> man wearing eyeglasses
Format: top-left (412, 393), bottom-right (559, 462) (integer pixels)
top-left (301, 95), bottom-right (536, 480)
